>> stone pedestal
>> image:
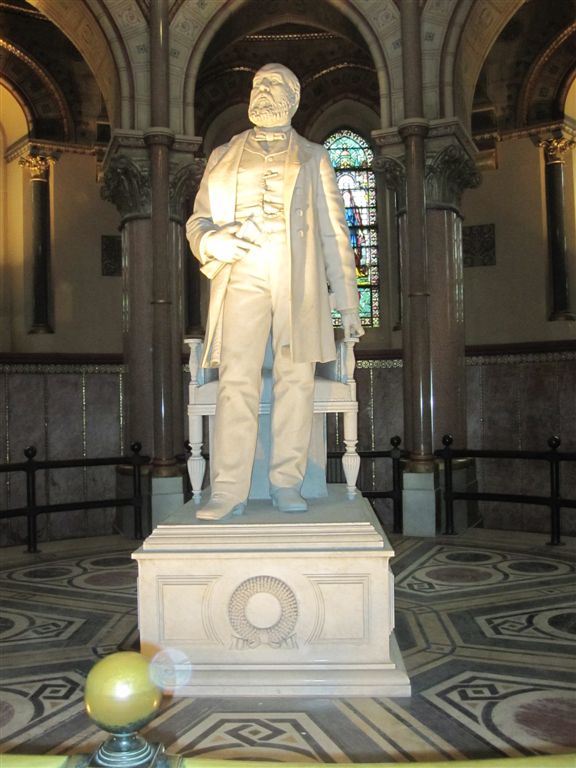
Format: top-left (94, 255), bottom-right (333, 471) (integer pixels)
top-left (132, 486), bottom-right (410, 697)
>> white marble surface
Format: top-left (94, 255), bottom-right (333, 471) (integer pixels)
top-left (133, 486), bottom-right (410, 697)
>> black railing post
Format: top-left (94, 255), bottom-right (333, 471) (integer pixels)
top-left (547, 435), bottom-right (562, 546)
top-left (131, 442), bottom-right (144, 540)
top-left (390, 435), bottom-right (403, 533)
top-left (441, 434), bottom-right (455, 535)
top-left (23, 446), bottom-right (39, 553)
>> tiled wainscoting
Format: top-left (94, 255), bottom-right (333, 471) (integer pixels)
top-left (1, 348), bottom-right (575, 543)
top-left (0, 363), bottom-right (125, 545)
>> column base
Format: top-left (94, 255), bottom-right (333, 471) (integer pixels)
top-left (402, 469), bottom-right (441, 536)
top-left (402, 461), bottom-right (482, 536)
top-left (149, 475), bottom-right (187, 528)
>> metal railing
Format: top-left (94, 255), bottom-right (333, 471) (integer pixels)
top-left (0, 443), bottom-right (149, 553)
top-left (3, 433), bottom-right (573, 550)
top-left (435, 434), bottom-right (576, 545)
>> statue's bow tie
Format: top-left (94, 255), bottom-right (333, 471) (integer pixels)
top-left (254, 130), bottom-right (287, 142)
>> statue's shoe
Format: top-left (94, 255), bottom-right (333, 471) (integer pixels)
top-left (272, 487), bottom-right (308, 513)
top-left (196, 494), bottom-right (246, 521)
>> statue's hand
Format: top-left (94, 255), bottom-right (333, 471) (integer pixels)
top-left (204, 222), bottom-right (255, 263)
top-left (341, 309), bottom-right (364, 340)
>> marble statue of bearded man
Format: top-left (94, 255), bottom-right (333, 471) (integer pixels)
top-left (186, 63), bottom-right (363, 521)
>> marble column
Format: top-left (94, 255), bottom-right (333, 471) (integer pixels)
top-left (398, 0), bottom-right (433, 470)
top-left (19, 152), bottom-right (55, 334)
top-left (101, 153), bottom-right (154, 456)
top-left (537, 135), bottom-right (575, 321)
top-left (425, 144), bottom-right (480, 447)
top-left (147, 0), bottom-right (176, 472)
top-left (101, 144), bottom-right (203, 454)
top-left (374, 123), bottom-right (480, 534)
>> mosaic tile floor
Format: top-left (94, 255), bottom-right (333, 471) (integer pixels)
top-left (0, 530), bottom-right (575, 763)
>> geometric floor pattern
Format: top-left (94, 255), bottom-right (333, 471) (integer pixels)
top-left (1, 530), bottom-right (575, 762)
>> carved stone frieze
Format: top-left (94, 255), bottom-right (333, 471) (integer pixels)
top-left (425, 144), bottom-right (481, 209)
top-left (101, 154), bottom-right (151, 218)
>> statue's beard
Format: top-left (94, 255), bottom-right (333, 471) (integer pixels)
top-left (249, 93), bottom-right (294, 128)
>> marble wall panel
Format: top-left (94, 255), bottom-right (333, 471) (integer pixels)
top-left (479, 500), bottom-right (523, 531)
top-left (520, 504), bottom-right (553, 535)
top-left (465, 365), bottom-right (482, 447)
top-left (476, 364), bottom-right (523, 450)
top-left (85, 374), bottom-right (122, 457)
top-left (43, 373), bottom-right (104, 541)
top-left (4, 374), bottom-right (47, 461)
top-left (374, 366), bottom-right (404, 447)
top-left (84, 507), bottom-right (116, 537)
top-left (1, 373), bottom-right (49, 546)
top-left (45, 375), bottom-right (84, 521)
top-left (355, 366), bottom-right (374, 452)
top-left (519, 364), bottom-right (563, 450)
top-left (557, 360), bottom-right (576, 451)
top-left (84, 374), bottom-right (123, 533)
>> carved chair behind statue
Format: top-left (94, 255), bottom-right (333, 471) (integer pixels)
top-left (185, 336), bottom-right (360, 504)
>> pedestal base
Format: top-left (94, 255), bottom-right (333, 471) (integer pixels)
top-left (132, 486), bottom-right (410, 698)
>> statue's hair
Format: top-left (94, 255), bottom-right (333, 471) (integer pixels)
top-left (255, 63), bottom-right (301, 105)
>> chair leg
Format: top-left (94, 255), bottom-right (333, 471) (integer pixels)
top-left (342, 410), bottom-right (360, 498)
top-left (187, 414), bottom-right (206, 503)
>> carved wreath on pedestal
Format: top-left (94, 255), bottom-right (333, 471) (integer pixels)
top-left (228, 576), bottom-right (298, 649)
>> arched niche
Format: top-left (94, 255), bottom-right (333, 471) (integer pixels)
top-left (452, 0), bottom-right (524, 130)
top-left (179, 0), bottom-right (392, 138)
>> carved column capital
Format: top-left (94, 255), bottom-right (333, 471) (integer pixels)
top-left (373, 155), bottom-right (406, 209)
top-left (169, 158), bottom-right (206, 219)
top-left (19, 152), bottom-right (56, 181)
top-left (425, 144), bottom-right (481, 210)
top-left (101, 154), bottom-right (152, 218)
top-left (537, 136), bottom-right (575, 165)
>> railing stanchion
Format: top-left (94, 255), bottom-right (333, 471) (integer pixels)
top-left (24, 446), bottom-right (38, 554)
top-left (390, 436), bottom-right (403, 533)
top-left (131, 442), bottom-right (144, 540)
top-left (547, 436), bottom-right (562, 546)
top-left (441, 435), bottom-right (455, 535)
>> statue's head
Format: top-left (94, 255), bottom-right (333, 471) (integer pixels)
top-left (248, 63), bottom-right (301, 128)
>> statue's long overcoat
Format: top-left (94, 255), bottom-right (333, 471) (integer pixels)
top-left (186, 129), bottom-right (358, 368)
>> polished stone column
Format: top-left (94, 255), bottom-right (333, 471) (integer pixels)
top-left (399, 0), bottom-right (433, 469)
top-left (19, 152), bottom-right (55, 334)
top-left (375, 120), bottom-right (480, 534)
top-left (425, 143), bottom-right (480, 447)
top-left (101, 152), bottom-right (153, 455)
top-left (538, 135), bottom-right (575, 321)
top-left (147, 0), bottom-right (176, 472)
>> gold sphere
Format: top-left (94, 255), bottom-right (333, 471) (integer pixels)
top-left (85, 652), bottom-right (162, 733)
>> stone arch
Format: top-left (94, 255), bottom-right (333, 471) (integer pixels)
top-left (25, 0), bottom-right (132, 129)
top-left (517, 21), bottom-right (576, 126)
top-left (452, 0), bottom-right (524, 130)
top-left (419, 0), bottom-right (466, 121)
top-left (0, 40), bottom-right (72, 140)
top-left (177, 0), bottom-right (393, 137)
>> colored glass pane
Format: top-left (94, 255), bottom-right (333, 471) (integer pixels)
top-left (325, 130), bottom-right (379, 327)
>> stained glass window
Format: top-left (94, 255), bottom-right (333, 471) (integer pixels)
top-left (324, 130), bottom-right (379, 327)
